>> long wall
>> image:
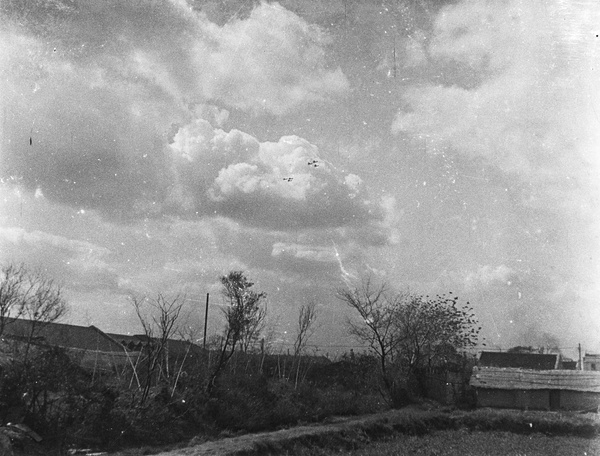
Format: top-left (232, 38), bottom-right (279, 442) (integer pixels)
top-left (477, 388), bottom-right (600, 411)
top-left (560, 390), bottom-right (600, 411)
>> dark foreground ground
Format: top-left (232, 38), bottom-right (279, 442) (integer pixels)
top-left (106, 407), bottom-right (600, 456)
top-left (321, 430), bottom-right (600, 456)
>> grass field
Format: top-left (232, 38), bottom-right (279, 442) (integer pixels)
top-left (315, 430), bottom-right (600, 456)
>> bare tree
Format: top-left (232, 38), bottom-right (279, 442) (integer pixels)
top-left (292, 301), bottom-right (318, 388)
top-left (336, 277), bottom-right (402, 389)
top-left (171, 325), bottom-right (201, 398)
top-left (131, 293), bottom-right (186, 405)
top-left (0, 264), bottom-right (68, 360)
top-left (20, 269), bottom-right (67, 328)
top-left (0, 263), bottom-right (28, 337)
top-left (0, 263), bottom-right (69, 419)
top-left (293, 302), bottom-right (317, 357)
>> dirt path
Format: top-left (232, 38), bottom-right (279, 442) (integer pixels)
top-left (135, 408), bottom-right (600, 456)
top-left (153, 409), bottom-right (406, 456)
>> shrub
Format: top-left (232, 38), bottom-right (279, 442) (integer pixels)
top-left (205, 371), bottom-right (276, 431)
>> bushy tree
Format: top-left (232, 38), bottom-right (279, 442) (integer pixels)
top-left (207, 271), bottom-right (266, 393)
top-left (394, 293), bottom-right (479, 394)
top-left (338, 277), bottom-right (480, 405)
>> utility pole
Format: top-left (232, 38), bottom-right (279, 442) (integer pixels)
top-left (578, 343), bottom-right (582, 370)
top-left (203, 293), bottom-right (209, 349)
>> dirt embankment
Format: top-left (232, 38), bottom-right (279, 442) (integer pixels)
top-left (153, 410), bottom-right (402, 456)
top-left (151, 408), bottom-right (600, 456)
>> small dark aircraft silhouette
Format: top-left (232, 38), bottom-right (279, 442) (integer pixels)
top-left (307, 159), bottom-right (319, 167)
top-left (283, 177), bottom-right (293, 182)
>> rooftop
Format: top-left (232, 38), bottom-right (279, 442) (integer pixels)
top-left (1, 317), bottom-right (124, 353)
top-left (471, 366), bottom-right (600, 392)
top-left (479, 351), bottom-right (559, 370)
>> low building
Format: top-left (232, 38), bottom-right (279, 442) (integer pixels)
top-left (479, 351), bottom-right (560, 370)
top-left (0, 317), bottom-right (130, 374)
top-left (0, 317), bottom-right (203, 376)
top-left (560, 358), bottom-right (578, 370)
top-left (583, 353), bottom-right (600, 371)
top-left (471, 367), bottom-right (600, 411)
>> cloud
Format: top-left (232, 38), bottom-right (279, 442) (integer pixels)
top-left (3, 0), bottom-right (348, 117)
top-left (403, 31), bottom-right (428, 68)
top-left (0, 26), bottom-right (179, 219)
top-left (0, 226), bottom-right (118, 292)
top-left (271, 242), bottom-right (336, 263)
top-left (195, 2), bottom-right (349, 115)
top-left (379, 195), bottom-right (401, 245)
top-left (463, 264), bottom-right (515, 290)
top-left (0, 1), bottom-right (348, 220)
top-left (170, 122), bottom-right (380, 229)
top-left (391, 0), bottom-right (600, 214)
top-left (388, 0), bottom-right (600, 348)
top-left (0, 226), bottom-right (108, 257)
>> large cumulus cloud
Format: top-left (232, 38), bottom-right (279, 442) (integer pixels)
top-left (0, 0), bottom-right (349, 222)
top-left (195, 2), bottom-right (349, 114)
top-left (169, 119), bottom-right (379, 229)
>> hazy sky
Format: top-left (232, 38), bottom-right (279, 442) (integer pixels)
top-left (1, 0), bottom-right (599, 356)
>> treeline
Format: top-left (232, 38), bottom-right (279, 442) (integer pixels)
top-left (0, 265), bottom-right (480, 453)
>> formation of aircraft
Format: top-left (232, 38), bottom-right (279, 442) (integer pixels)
top-left (283, 159), bottom-right (320, 182)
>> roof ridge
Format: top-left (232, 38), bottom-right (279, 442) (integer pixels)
top-left (88, 325), bottom-right (127, 352)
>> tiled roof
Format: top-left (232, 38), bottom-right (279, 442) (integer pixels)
top-left (105, 333), bottom-right (145, 351)
top-left (1, 318), bottom-right (204, 358)
top-left (471, 366), bottom-right (600, 392)
top-left (1, 317), bottom-right (124, 352)
top-left (479, 351), bottom-right (559, 370)
top-left (106, 333), bottom-right (203, 357)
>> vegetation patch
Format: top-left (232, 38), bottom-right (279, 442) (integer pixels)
top-left (165, 408), bottom-right (600, 456)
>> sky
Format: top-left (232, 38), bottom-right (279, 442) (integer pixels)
top-left (1, 0), bottom-right (599, 357)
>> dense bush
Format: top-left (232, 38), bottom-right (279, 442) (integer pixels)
top-left (0, 346), bottom-right (95, 446)
top-left (204, 371), bottom-right (383, 434)
top-left (206, 371), bottom-right (276, 431)
top-left (0, 345), bottom-right (470, 453)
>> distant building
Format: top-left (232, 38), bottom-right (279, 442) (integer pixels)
top-left (478, 351), bottom-right (560, 370)
top-left (0, 317), bottom-right (202, 377)
top-left (471, 351), bottom-right (600, 411)
top-left (583, 353), bottom-right (600, 371)
top-left (0, 316), bottom-right (130, 373)
top-left (471, 366), bottom-right (600, 411)
top-left (560, 358), bottom-right (577, 370)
